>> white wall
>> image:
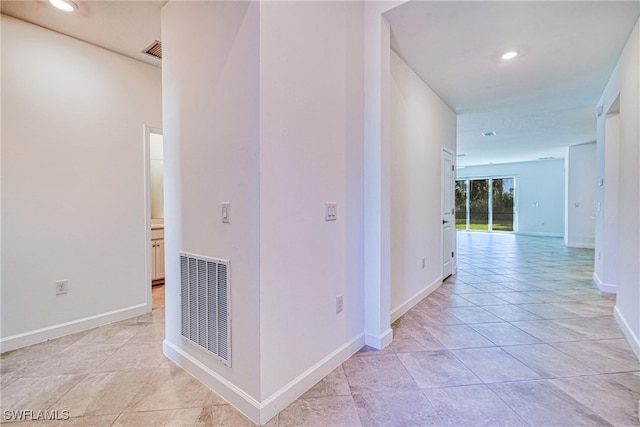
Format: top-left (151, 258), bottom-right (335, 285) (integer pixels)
top-left (150, 132), bottom-right (164, 222)
top-left (362, 0), bottom-right (405, 350)
top-left (457, 159), bottom-right (565, 237)
top-left (595, 112), bottom-right (620, 292)
top-left (597, 17), bottom-right (640, 358)
top-left (565, 143), bottom-right (597, 248)
top-left (390, 50), bottom-right (456, 319)
top-left (161, 0), bottom-right (262, 408)
top-left (1, 15), bottom-right (162, 350)
top-left (162, 2), bottom-right (365, 423)
top-left (258, 0), bottom-right (365, 404)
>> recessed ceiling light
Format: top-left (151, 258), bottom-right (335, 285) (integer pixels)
top-left (501, 51), bottom-right (518, 60)
top-left (49, 0), bottom-right (78, 12)
top-left (482, 131), bottom-right (497, 137)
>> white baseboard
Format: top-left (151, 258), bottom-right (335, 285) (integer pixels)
top-left (566, 241), bottom-right (595, 249)
top-left (364, 328), bottom-right (393, 350)
top-left (614, 305), bottom-right (640, 361)
top-left (164, 333), bottom-right (365, 425)
top-left (391, 277), bottom-right (442, 323)
top-left (163, 340), bottom-right (261, 422)
top-left (0, 303), bottom-right (150, 353)
top-left (515, 231), bottom-right (564, 238)
top-left (593, 272), bottom-right (617, 294)
top-left (258, 333), bottom-right (364, 424)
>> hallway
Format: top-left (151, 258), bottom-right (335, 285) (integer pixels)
top-left (1, 233), bottom-right (638, 426)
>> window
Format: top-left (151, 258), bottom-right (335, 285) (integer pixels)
top-left (455, 177), bottom-right (516, 232)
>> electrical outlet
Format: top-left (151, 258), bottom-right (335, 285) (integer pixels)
top-left (335, 295), bottom-right (344, 314)
top-left (422, 258), bottom-right (426, 268)
top-left (55, 280), bottom-right (68, 295)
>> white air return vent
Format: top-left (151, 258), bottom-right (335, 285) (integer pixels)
top-left (180, 253), bottom-right (231, 366)
top-left (142, 40), bottom-right (162, 60)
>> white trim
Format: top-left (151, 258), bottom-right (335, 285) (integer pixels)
top-left (566, 241), bottom-right (595, 249)
top-left (364, 327), bottom-right (393, 350)
top-left (614, 305), bottom-right (640, 361)
top-left (164, 334), bottom-right (365, 425)
top-left (0, 303), bottom-right (148, 353)
top-left (515, 231), bottom-right (564, 238)
top-left (163, 340), bottom-right (261, 422)
top-left (593, 272), bottom-right (617, 294)
top-left (391, 277), bottom-right (442, 323)
top-left (257, 333), bottom-right (364, 424)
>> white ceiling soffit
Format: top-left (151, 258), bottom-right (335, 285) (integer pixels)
top-left (384, 1), bottom-right (640, 167)
top-left (0, 1), bottom-right (164, 67)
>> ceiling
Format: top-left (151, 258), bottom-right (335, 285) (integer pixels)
top-left (0, 0), bottom-right (164, 67)
top-left (2, 1), bottom-right (639, 167)
top-left (384, 1), bottom-right (640, 167)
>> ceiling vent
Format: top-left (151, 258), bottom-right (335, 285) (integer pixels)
top-left (142, 40), bottom-right (162, 60)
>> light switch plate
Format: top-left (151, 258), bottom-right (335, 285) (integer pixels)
top-left (222, 202), bottom-right (230, 224)
top-left (325, 203), bottom-right (337, 221)
top-left (336, 295), bottom-right (344, 314)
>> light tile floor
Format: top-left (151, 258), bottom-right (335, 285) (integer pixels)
top-left (2, 232), bottom-right (639, 426)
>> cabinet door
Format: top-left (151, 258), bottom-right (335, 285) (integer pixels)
top-left (151, 238), bottom-right (165, 282)
top-left (156, 239), bottom-right (165, 279)
top-left (151, 240), bottom-right (159, 281)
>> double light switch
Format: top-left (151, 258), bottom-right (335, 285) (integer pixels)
top-left (325, 203), bottom-right (337, 221)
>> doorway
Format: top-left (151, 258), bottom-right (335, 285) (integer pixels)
top-left (145, 126), bottom-right (164, 303)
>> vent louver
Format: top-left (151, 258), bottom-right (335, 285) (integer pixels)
top-left (180, 253), bottom-right (231, 366)
top-left (142, 40), bottom-right (162, 59)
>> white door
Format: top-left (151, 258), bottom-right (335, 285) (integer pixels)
top-left (442, 149), bottom-right (454, 278)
